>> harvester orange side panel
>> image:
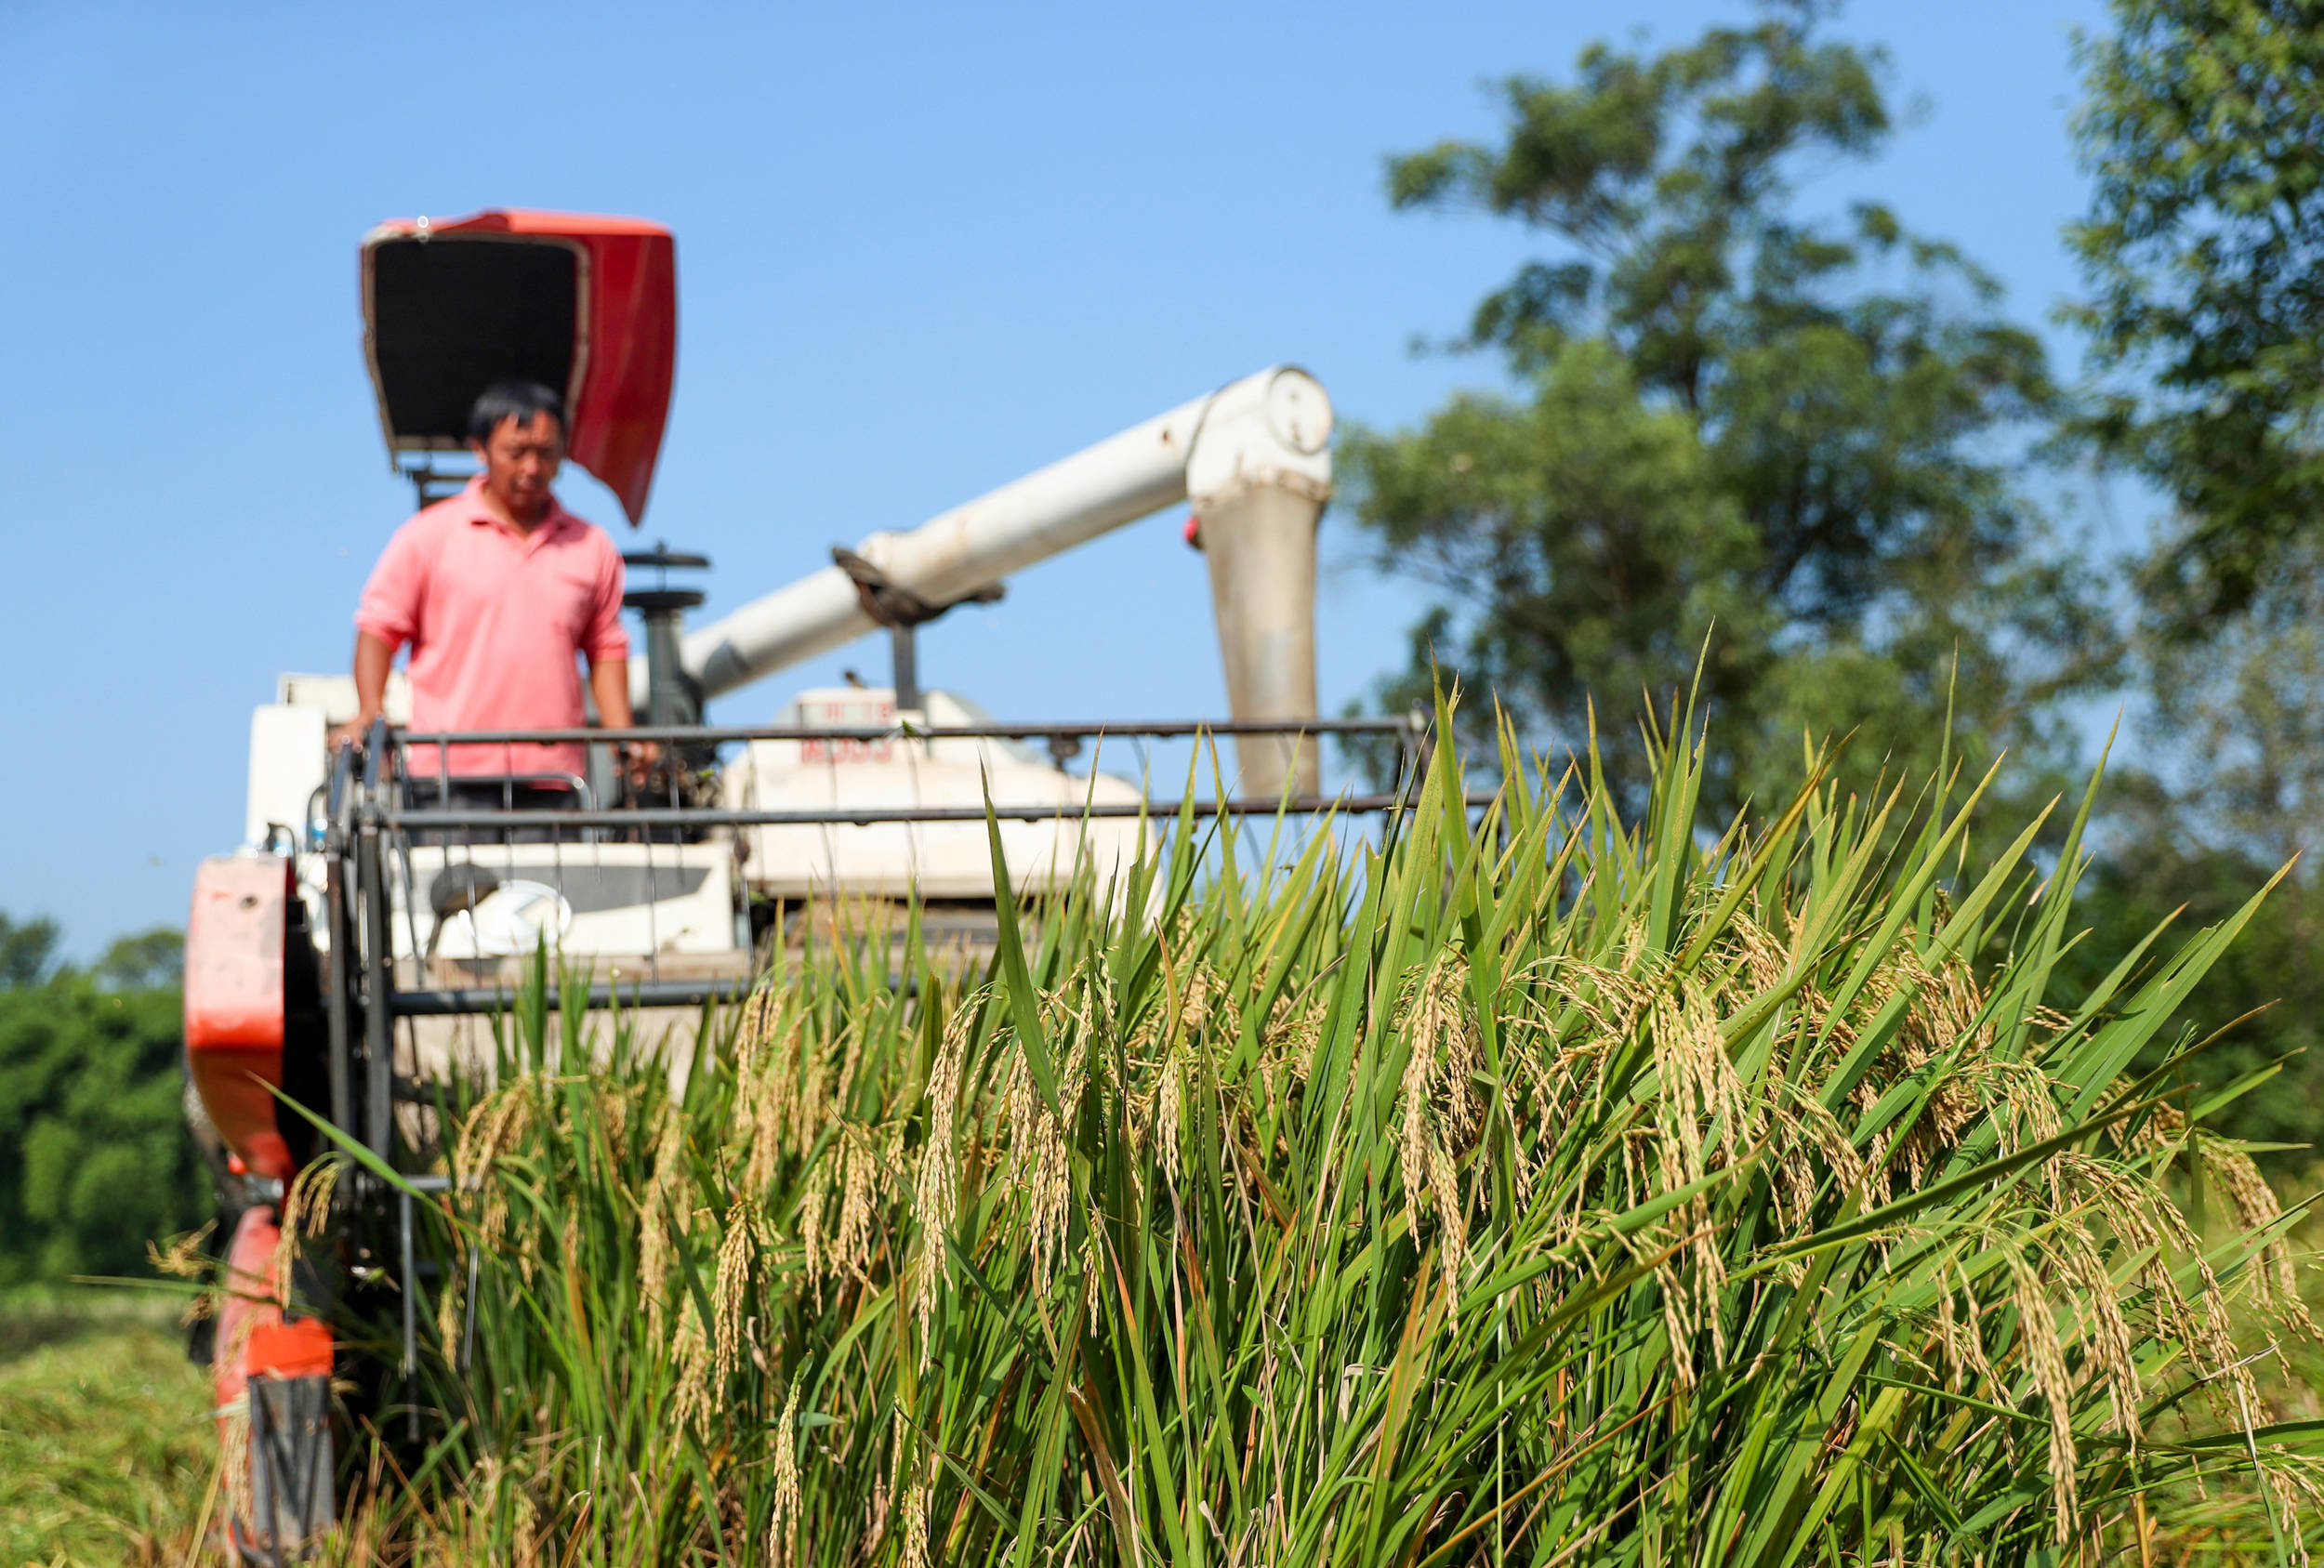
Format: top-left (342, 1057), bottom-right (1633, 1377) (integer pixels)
top-left (213, 1203), bottom-right (283, 1415)
top-left (185, 855), bottom-right (296, 1181)
top-left (212, 1206), bottom-right (337, 1552)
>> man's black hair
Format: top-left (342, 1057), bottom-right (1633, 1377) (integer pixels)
top-left (468, 379), bottom-right (567, 445)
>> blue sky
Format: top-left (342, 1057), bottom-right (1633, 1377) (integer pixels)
top-left (1, 0), bottom-right (2120, 954)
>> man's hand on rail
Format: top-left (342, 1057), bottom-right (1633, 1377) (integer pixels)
top-left (326, 712), bottom-right (382, 752)
top-left (617, 738), bottom-right (665, 791)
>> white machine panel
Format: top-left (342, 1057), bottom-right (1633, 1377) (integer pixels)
top-left (246, 704), bottom-right (327, 850)
top-left (727, 688), bottom-right (1150, 901)
top-left (389, 841), bottom-right (739, 960)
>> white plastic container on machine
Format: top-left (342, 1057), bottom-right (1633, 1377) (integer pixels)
top-left (723, 688), bottom-right (1152, 903)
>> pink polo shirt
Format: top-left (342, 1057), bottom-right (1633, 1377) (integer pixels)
top-left (356, 478), bottom-right (628, 779)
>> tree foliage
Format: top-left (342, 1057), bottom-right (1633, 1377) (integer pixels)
top-left (94, 927), bottom-right (184, 994)
top-left (2066, 800), bottom-right (2324, 1157)
top-left (2054, 537), bottom-right (2324, 1152)
top-left (2058, 0), bottom-right (2324, 1148)
top-left (2068, 0), bottom-right (2324, 629)
top-left (0, 932), bottom-right (202, 1287)
top-left (0, 913), bottom-right (62, 991)
top-left (1346, 2), bottom-right (2105, 810)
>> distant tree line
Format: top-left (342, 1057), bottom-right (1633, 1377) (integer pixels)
top-left (0, 913), bottom-right (204, 1289)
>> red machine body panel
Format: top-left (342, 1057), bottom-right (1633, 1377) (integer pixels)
top-left (185, 855), bottom-right (297, 1181)
top-left (361, 209), bottom-right (677, 524)
top-left (213, 1202), bottom-right (284, 1415)
top-left (213, 1204), bottom-right (335, 1550)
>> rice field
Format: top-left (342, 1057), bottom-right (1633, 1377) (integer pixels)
top-left (267, 707), bottom-right (2324, 1564)
top-left (0, 1289), bottom-right (212, 1565)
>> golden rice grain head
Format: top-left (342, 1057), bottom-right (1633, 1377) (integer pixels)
top-left (1261, 984), bottom-right (1326, 1072)
top-left (1428, 1131), bottom-right (1467, 1278)
top-left (999, 1031), bottom-right (1076, 1291)
top-left (1154, 1046), bottom-right (1186, 1189)
top-left (2260, 1466), bottom-right (2322, 1568)
top-left (1933, 1290), bottom-right (1964, 1391)
top-left (713, 1202), bottom-right (756, 1388)
top-left (1002, 1042), bottom-right (1035, 1156)
top-left (743, 1056), bottom-right (786, 1197)
top-left (271, 1159), bottom-right (340, 1296)
top-left (268, 1219), bottom-right (301, 1309)
top-left (1656, 1255), bottom-right (1698, 1390)
top-left (1397, 1030), bottom-right (1433, 1222)
top-left (1685, 1196), bottom-right (1730, 1365)
top-left (733, 986), bottom-right (781, 1076)
top-left (638, 1099), bottom-right (688, 1337)
top-left (436, 1256), bottom-right (465, 1364)
top-left (833, 1014), bottom-right (869, 1112)
top-left (1028, 1111), bottom-right (1073, 1292)
top-left (902, 1481), bottom-right (931, 1568)
top-left (769, 1372), bottom-right (803, 1567)
top-left (1401, 956), bottom-right (1482, 1142)
top-left (835, 1132), bottom-right (879, 1283)
top-left (2201, 1129), bottom-right (2319, 1336)
top-left (219, 1392), bottom-right (255, 1543)
top-left (2012, 1258), bottom-right (2079, 1540)
top-left (671, 1302), bottom-right (713, 1432)
top-left (1081, 1227), bottom-right (1106, 1318)
top-left (147, 1220), bottom-right (215, 1281)
top-left (513, 1485), bottom-right (540, 1568)
top-left (2062, 1237), bottom-right (2141, 1446)
top-left (910, 1010), bottom-right (972, 1350)
top-left (456, 1082), bottom-right (537, 1236)
top-left (798, 1158), bottom-right (829, 1292)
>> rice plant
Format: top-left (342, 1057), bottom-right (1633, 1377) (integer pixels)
top-left (314, 704), bottom-right (2324, 1565)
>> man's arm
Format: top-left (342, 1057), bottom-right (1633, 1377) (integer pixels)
top-left (588, 656), bottom-right (662, 784)
top-left (582, 534), bottom-right (658, 781)
top-left (327, 631), bottom-right (396, 749)
top-left (339, 516), bottom-right (423, 749)
top-left (589, 656), bottom-right (634, 730)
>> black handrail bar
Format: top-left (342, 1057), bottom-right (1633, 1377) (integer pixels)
top-left (392, 717), bottom-right (1413, 745)
top-left (392, 979), bottom-right (756, 1016)
top-left (384, 792), bottom-right (1497, 832)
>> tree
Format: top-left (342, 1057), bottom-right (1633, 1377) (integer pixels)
top-left (1345, 2), bottom-right (2106, 810)
top-left (2067, 0), bottom-right (2324, 631)
top-left (2047, 535), bottom-right (2324, 1153)
top-left (95, 928), bottom-right (184, 993)
top-left (0, 915), bottom-right (202, 1285)
top-left (0, 970), bottom-right (202, 1286)
top-left (2060, 0), bottom-right (2324, 1149)
top-left (0, 914), bottom-right (61, 990)
top-left (2067, 800), bottom-right (2324, 1159)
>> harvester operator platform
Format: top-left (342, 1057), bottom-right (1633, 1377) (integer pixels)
top-left (330, 380), bottom-right (657, 812)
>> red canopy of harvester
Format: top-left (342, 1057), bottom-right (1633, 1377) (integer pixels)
top-left (361, 209), bottom-right (676, 525)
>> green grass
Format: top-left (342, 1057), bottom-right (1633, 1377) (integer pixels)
top-left (0, 1290), bottom-right (214, 1566)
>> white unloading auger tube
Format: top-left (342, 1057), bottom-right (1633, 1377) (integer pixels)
top-left (668, 365), bottom-right (1333, 798)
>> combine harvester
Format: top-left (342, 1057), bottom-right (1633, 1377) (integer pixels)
top-left (181, 210), bottom-right (1428, 1558)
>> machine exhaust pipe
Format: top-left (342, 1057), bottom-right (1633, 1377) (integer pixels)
top-left (1183, 371), bottom-right (1330, 799)
top-left (1195, 481), bottom-right (1324, 799)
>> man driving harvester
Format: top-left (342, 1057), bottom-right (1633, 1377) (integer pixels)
top-left (333, 379), bottom-right (656, 815)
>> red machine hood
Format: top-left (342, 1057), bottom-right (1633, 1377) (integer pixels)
top-left (361, 209), bottom-right (676, 525)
